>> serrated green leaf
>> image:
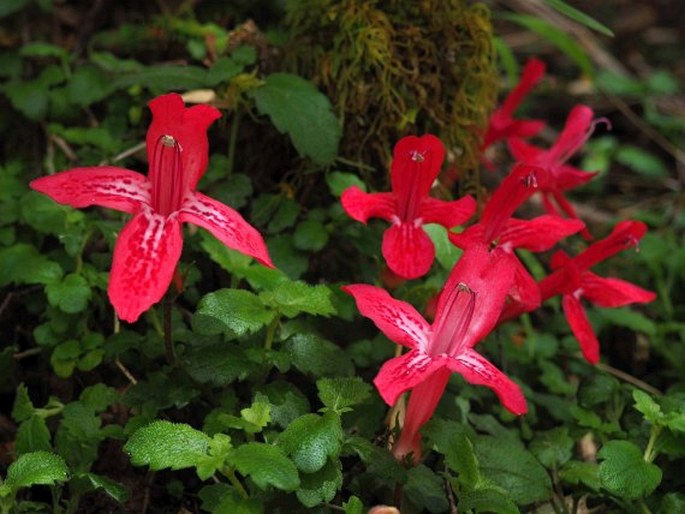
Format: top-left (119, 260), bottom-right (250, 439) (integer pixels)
top-left (598, 440), bottom-right (662, 500)
top-left (316, 377), bottom-right (371, 413)
top-left (206, 56), bottom-right (244, 86)
top-left (475, 435), bottom-right (552, 505)
top-left (296, 458), bottom-right (342, 507)
top-left (248, 73), bottom-right (341, 165)
top-left (0, 243), bottom-right (63, 287)
top-left (405, 464), bottom-right (450, 513)
top-left (529, 427), bottom-right (573, 469)
top-left (326, 171), bottom-right (366, 197)
top-left (12, 383), bottom-right (34, 422)
top-left (125, 421), bottom-right (211, 471)
top-left (343, 495), bottom-right (364, 514)
top-left (199, 483), bottom-right (263, 514)
top-left (256, 381), bottom-right (310, 429)
top-left (277, 412), bottom-right (343, 473)
top-left (293, 220), bottom-right (329, 252)
top-left (260, 281), bottom-right (335, 318)
top-left (344, 436), bottom-right (406, 483)
top-left (184, 342), bottom-right (254, 386)
top-left (15, 415), bottom-right (52, 454)
top-left (45, 273), bottom-right (91, 313)
top-left (559, 461), bottom-right (600, 491)
top-left (459, 486), bottom-right (520, 514)
top-left (423, 419), bottom-right (478, 488)
top-left (79, 472), bottom-right (130, 502)
top-left (283, 333), bottom-right (354, 377)
top-left (545, 0), bottom-right (614, 36)
top-left (20, 190), bottom-right (71, 235)
top-left (193, 288), bottom-right (275, 337)
top-left (67, 65), bottom-right (112, 106)
top-left (5, 452), bottom-right (69, 490)
top-left (633, 389), bottom-right (663, 424)
top-left (196, 433), bottom-right (233, 481)
top-left (229, 442), bottom-right (300, 491)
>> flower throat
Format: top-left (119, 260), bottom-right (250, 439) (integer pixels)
top-left (149, 134), bottom-right (184, 216)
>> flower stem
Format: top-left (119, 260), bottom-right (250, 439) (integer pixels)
top-left (264, 316), bottom-right (280, 353)
top-left (643, 424), bottom-right (663, 463)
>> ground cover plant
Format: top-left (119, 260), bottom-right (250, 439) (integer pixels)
top-left (1, 1), bottom-right (685, 513)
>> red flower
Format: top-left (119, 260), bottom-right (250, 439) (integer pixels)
top-left (481, 58), bottom-right (546, 153)
top-left (509, 104), bottom-right (608, 238)
top-left (535, 221), bottom-right (655, 363)
top-left (341, 135), bottom-right (476, 279)
top-left (450, 164), bottom-right (584, 312)
top-left (343, 244), bottom-right (526, 460)
top-left (31, 93), bottom-right (273, 323)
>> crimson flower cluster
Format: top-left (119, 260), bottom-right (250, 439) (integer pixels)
top-left (342, 59), bottom-right (656, 462)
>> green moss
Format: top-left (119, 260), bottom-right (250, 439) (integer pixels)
top-left (285, 0), bottom-right (498, 187)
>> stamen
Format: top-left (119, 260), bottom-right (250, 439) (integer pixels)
top-left (521, 172), bottom-right (538, 189)
top-left (410, 150), bottom-right (426, 162)
top-left (149, 134), bottom-right (184, 216)
top-left (431, 281), bottom-right (477, 356)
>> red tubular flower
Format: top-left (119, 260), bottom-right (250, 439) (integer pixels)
top-left (341, 135), bottom-right (476, 279)
top-left (532, 221), bottom-right (655, 363)
top-left (31, 93), bottom-right (273, 323)
top-left (508, 104), bottom-right (608, 238)
top-left (343, 244), bottom-right (527, 461)
top-left (481, 58), bottom-right (547, 153)
top-left (450, 164), bottom-right (584, 312)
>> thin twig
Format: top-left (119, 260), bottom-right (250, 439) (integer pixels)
top-left (115, 358), bottom-right (138, 385)
top-left (595, 361), bottom-right (662, 396)
top-left (110, 141), bottom-right (146, 164)
top-left (13, 348), bottom-right (42, 360)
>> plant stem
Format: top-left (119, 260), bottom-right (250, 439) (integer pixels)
top-left (164, 299), bottom-right (175, 365)
top-left (643, 424), bottom-right (663, 463)
top-left (222, 467), bottom-right (249, 500)
top-left (263, 316), bottom-right (280, 352)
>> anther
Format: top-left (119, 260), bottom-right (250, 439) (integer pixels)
top-left (410, 150), bottom-right (426, 162)
top-left (161, 134), bottom-right (176, 147)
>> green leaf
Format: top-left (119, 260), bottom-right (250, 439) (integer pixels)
top-left (615, 145), bottom-right (668, 179)
top-left (0, 0), bottom-right (28, 18)
top-left (326, 171), bottom-right (366, 197)
top-left (559, 461), bottom-right (600, 491)
top-left (296, 458), bottom-right (342, 507)
top-left (423, 419), bottom-right (478, 489)
top-left (15, 415), bottom-right (52, 454)
top-left (597, 306), bottom-right (657, 335)
top-left (113, 65), bottom-right (210, 91)
top-left (344, 436), bottom-right (406, 483)
top-left (228, 442), bottom-right (300, 491)
top-left (12, 383), bottom-right (35, 422)
top-left (193, 289), bottom-right (275, 337)
top-left (256, 381), bottom-right (310, 429)
top-left (45, 273), bottom-right (91, 313)
top-left (260, 281), bottom-right (335, 318)
top-left (0, 243), bottom-right (62, 287)
top-left (405, 464), bottom-right (450, 513)
top-left (293, 220), bottom-right (329, 252)
top-left (79, 472), bottom-right (129, 502)
top-left (206, 56), bottom-right (245, 86)
top-left (4, 79), bottom-right (50, 120)
top-left (475, 435), bottom-right (552, 505)
top-left (633, 389), bottom-right (663, 424)
top-left (529, 427), bottom-right (573, 469)
top-left (502, 13), bottom-right (593, 77)
top-left (424, 224), bottom-right (463, 270)
top-left (598, 440), bottom-right (662, 500)
top-left (248, 73), bottom-right (341, 165)
top-left (545, 0), bottom-right (614, 36)
top-left (199, 483), bottom-right (262, 514)
top-left (196, 434), bottom-right (233, 481)
top-left (277, 412), bottom-right (343, 473)
top-left (20, 190), bottom-right (72, 235)
top-left (316, 377), bottom-right (371, 413)
top-left (184, 342), bottom-right (254, 386)
top-left (343, 495), bottom-right (364, 514)
top-left (459, 487), bottom-right (520, 514)
top-left (125, 421), bottom-right (211, 471)
top-left (20, 42), bottom-right (68, 60)
top-left (67, 65), bottom-right (113, 106)
top-left (5, 452), bottom-right (69, 490)
top-left (283, 333), bottom-right (354, 377)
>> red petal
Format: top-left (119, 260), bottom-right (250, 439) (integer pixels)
top-left (508, 257), bottom-right (541, 312)
top-left (581, 272), bottom-right (656, 307)
top-left (446, 348), bottom-right (527, 415)
top-left (146, 93), bottom-right (221, 192)
top-left (562, 294), bottom-right (600, 364)
top-left (574, 220), bottom-right (647, 270)
top-left (340, 186), bottom-right (396, 223)
top-left (499, 58), bottom-right (546, 119)
top-left (548, 105), bottom-right (595, 163)
top-left (391, 135), bottom-right (445, 197)
top-left (342, 284), bottom-right (430, 350)
top-left (382, 223), bottom-right (435, 279)
top-left (419, 195), bottom-right (476, 227)
top-left (179, 192), bottom-right (273, 268)
top-left (30, 167), bottom-right (149, 214)
top-left (508, 137), bottom-right (542, 163)
top-left (108, 208), bottom-right (183, 323)
top-left (554, 164), bottom-right (598, 191)
top-left (373, 350), bottom-right (445, 406)
top-left (500, 215), bottom-right (585, 251)
top-left (392, 367), bottom-right (451, 462)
